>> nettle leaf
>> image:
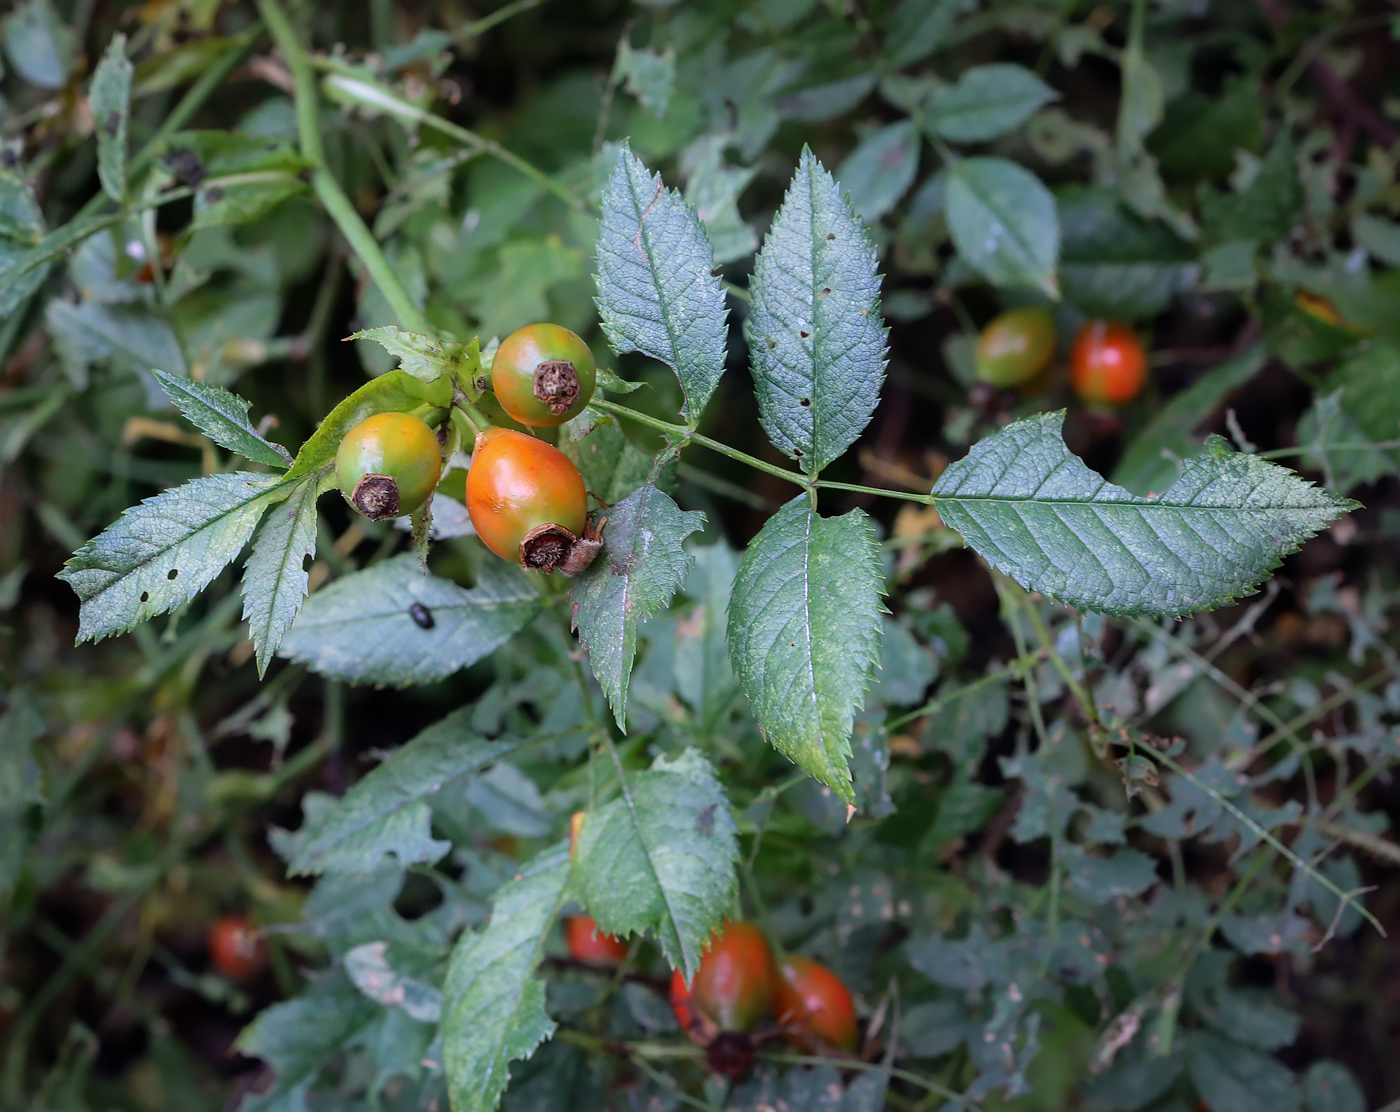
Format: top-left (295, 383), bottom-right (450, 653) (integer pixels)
top-left (350, 326), bottom-right (467, 384)
top-left (594, 142), bottom-right (728, 423)
top-left (288, 369), bottom-right (450, 480)
top-left (746, 148), bottom-right (887, 475)
top-left (284, 707), bottom-right (530, 875)
top-left (946, 157), bottom-right (1059, 297)
top-left (235, 975), bottom-right (380, 1112)
top-left (442, 844), bottom-right (570, 1112)
top-left (931, 411), bottom-right (1354, 618)
top-left (242, 472), bottom-right (320, 677)
top-left (279, 553), bottom-right (540, 687)
top-left (89, 33), bottom-right (132, 203)
top-left (0, 171), bottom-right (50, 315)
top-left (926, 64), bottom-right (1058, 143)
top-left (726, 496), bottom-right (885, 804)
top-left (59, 472), bottom-right (289, 643)
top-left (573, 749), bottom-right (738, 981)
top-left (569, 482), bottom-right (705, 729)
top-left (154, 370), bottom-right (291, 467)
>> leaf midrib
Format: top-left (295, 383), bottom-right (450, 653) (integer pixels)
top-left (934, 494), bottom-right (1336, 513)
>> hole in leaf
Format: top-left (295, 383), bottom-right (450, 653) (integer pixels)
top-left (826, 232), bottom-right (835, 241)
top-left (800, 398), bottom-right (811, 407)
top-left (139, 591), bottom-right (149, 602)
top-left (818, 287), bottom-right (831, 299)
top-left (766, 337), bottom-right (777, 350)
top-left (167, 568), bottom-right (179, 580)
top-left (799, 330), bottom-right (810, 339)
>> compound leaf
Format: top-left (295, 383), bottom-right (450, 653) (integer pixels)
top-left (154, 369), bottom-right (291, 467)
top-left (595, 142), bottom-right (728, 423)
top-left (241, 471), bottom-right (320, 677)
top-left (442, 844), bottom-right (570, 1112)
top-left (59, 472), bottom-right (288, 643)
top-left (746, 148), bottom-right (887, 474)
top-left (569, 482), bottom-right (705, 730)
top-left (89, 33), bottom-right (132, 202)
top-left (573, 749), bottom-right (738, 981)
top-left (932, 411), bottom-right (1355, 617)
top-left (282, 707), bottom-right (531, 875)
top-left (279, 553), bottom-right (540, 687)
top-left (726, 496), bottom-right (885, 804)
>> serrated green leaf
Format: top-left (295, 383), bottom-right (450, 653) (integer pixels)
top-left (287, 369), bottom-right (450, 480)
top-left (573, 749), bottom-right (738, 981)
top-left (154, 370), bottom-right (291, 467)
top-left (595, 143), bottom-right (728, 423)
top-left (271, 789), bottom-right (448, 878)
top-left (931, 411), bottom-right (1354, 618)
top-left (615, 39), bottom-right (674, 118)
top-left (58, 472), bottom-right (288, 643)
top-left (774, 72), bottom-right (877, 123)
top-left (284, 706), bottom-right (531, 875)
top-left (946, 157), bottom-right (1059, 297)
top-left (163, 130), bottom-right (315, 230)
top-left (235, 975), bottom-right (380, 1112)
top-left (90, 34), bottom-right (132, 203)
top-left (279, 554), bottom-right (540, 687)
top-left (0, 171), bottom-right (49, 317)
top-left (442, 844), bottom-right (570, 1112)
top-left (726, 496), bottom-right (884, 804)
top-left (569, 482), bottom-right (704, 729)
top-left (926, 64), bottom-right (1058, 143)
top-left (242, 472), bottom-right (320, 677)
top-left (349, 326), bottom-right (466, 384)
top-left (1188, 1033), bottom-right (1300, 1112)
top-left (746, 148), bottom-right (887, 474)
top-left (837, 121), bottom-right (919, 224)
top-left (1199, 986), bottom-right (1300, 1051)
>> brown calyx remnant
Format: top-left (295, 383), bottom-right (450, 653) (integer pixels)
top-left (351, 474), bottom-right (400, 520)
top-left (556, 516), bottom-right (606, 577)
top-left (520, 523), bottom-right (578, 573)
top-left (704, 1032), bottom-right (755, 1080)
top-left (520, 517), bottom-right (608, 576)
top-left (533, 359), bottom-right (580, 415)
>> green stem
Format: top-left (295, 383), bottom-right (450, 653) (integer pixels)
top-left (454, 0), bottom-right (549, 42)
top-left (592, 399), bottom-right (936, 505)
top-left (257, 0), bottom-right (432, 334)
top-left (315, 62), bottom-right (586, 212)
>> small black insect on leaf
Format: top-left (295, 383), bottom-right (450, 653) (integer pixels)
top-left (409, 602), bottom-right (434, 629)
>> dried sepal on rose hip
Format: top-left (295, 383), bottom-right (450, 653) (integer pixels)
top-left (490, 323), bottom-right (597, 427)
top-left (465, 426), bottom-right (604, 575)
top-left (335, 412), bottom-right (443, 520)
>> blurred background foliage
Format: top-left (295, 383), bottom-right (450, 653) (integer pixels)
top-left (2, 0), bottom-right (1400, 1109)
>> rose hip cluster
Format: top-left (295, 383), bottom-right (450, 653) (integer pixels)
top-left (564, 914), bottom-right (859, 1080)
top-left (334, 323), bottom-right (604, 575)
